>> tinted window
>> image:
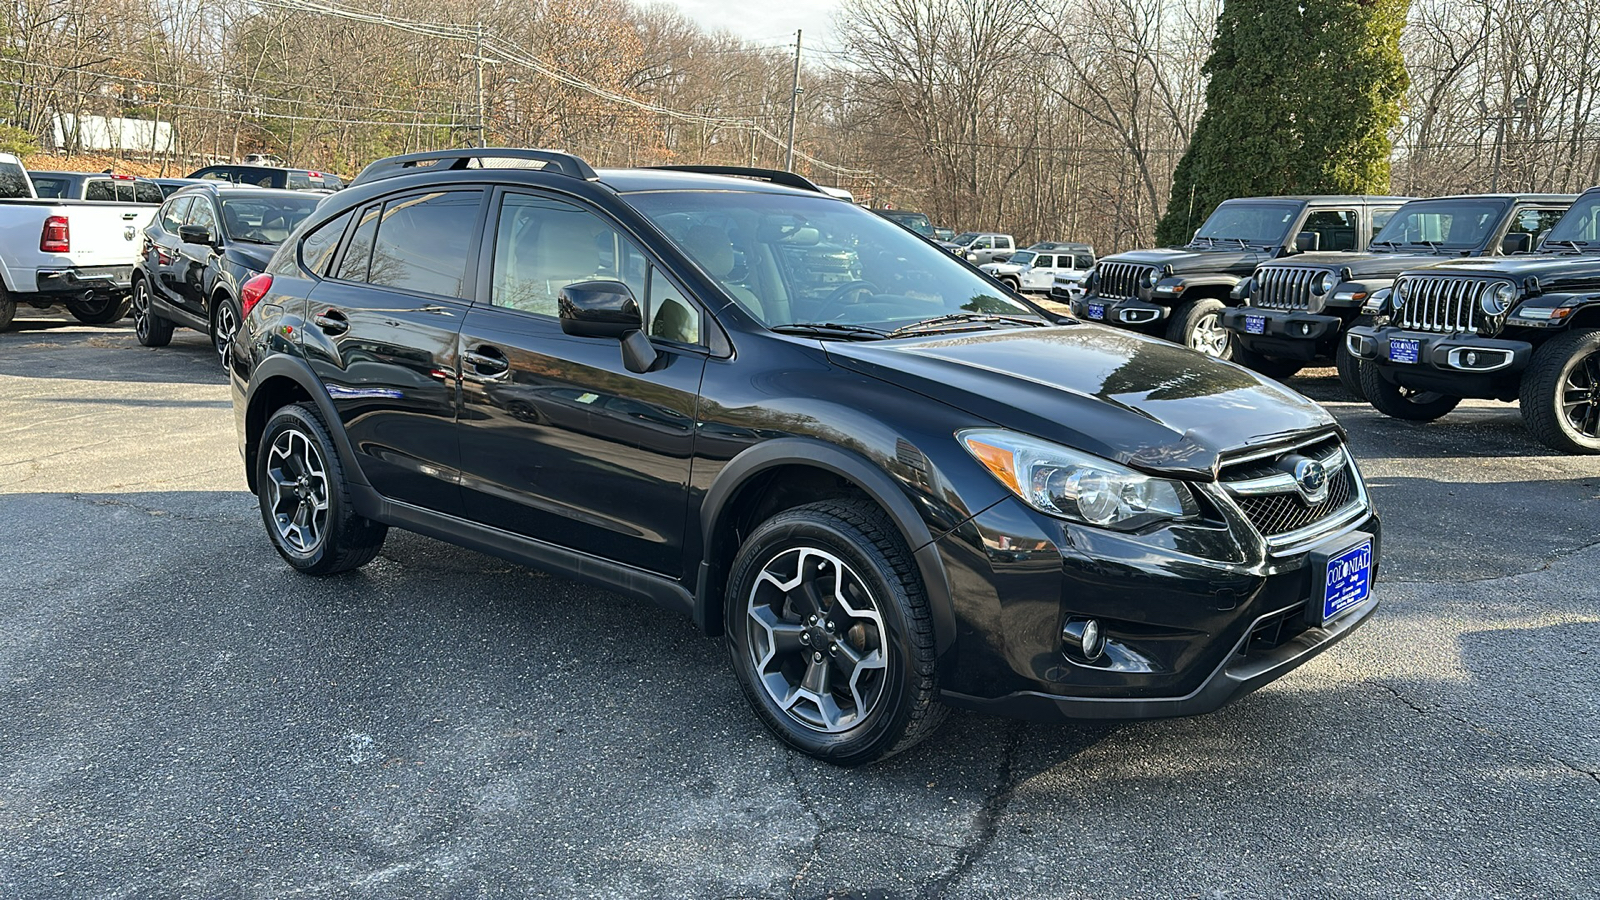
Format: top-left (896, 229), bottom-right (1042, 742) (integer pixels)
top-left (185, 196), bottom-right (217, 235)
top-left (243, 168), bottom-right (281, 189)
top-left (491, 193), bottom-right (647, 317)
top-left (220, 195), bottom-right (321, 244)
top-left (300, 211), bottom-right (352, 275)
top-left (1073, 253), bottom-right (1094, 268)
top-left (336, 205), bottom-right (380, 281)
top-left (1374, 199), bottom-right (1509, 249)
top-left (159, 197), bottom-right (191, 232)
top-left (1371, 208), bottom-right (1398, 240)
top-left (1545, 195), bottom-right (1600, 244)
top-left (1509, 208), bottom-right (1566, 242)
top-left (84, 180), bottom-right (115, 202)
top-left (0, 161), bottom-right (29, 198)
top-left (367, 191), bottom-right (482, 298)
top-left (1009, 251), bottom-right (1037, 267)
top-left (1301, 209), bottom-right (1359, 251)
top-left (134, 181), bottom-right (164, 204)
top-left (286, 172), bottom-right (314, 191)
top-left (1195, 202), bottom-right (1300, 245)
top-left (32, 176), bottom-right (70, 199)
top-left (196, 167), bottom-right (235, 183)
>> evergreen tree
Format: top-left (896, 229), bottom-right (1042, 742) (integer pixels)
top-left (1155, 0), bottom-right (1410, 246)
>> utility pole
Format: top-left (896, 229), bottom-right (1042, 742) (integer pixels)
top-left (785, 29), bottom-right (802, 172)
top-left (474, 23), bottom-right (487, 148)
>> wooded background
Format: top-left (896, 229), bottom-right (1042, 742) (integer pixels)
top-left (4, 0), bottom-right (1597, 253)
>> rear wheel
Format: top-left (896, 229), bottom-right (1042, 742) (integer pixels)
top-left (1334, 317), bottom-right (1371, 400)
top-left (1520, 328), bottom-right (1600, 454)
top-left (65, 293), bottom-right (132, 324)
top-left (1233, 345), bottom-right (1304, 380)
top-left (1168, 298), bottom-right (1233, 360)
top-left (211, 293), bottom-right (241, 366)
top-left (0, 290), bottom-right (14, 331)
top-left (725, 500), bottom-right (945, 766)
top-left (132, 278), bottom-right (174, 347)
top-left (257, 403), bottom-right (387, 574)
top-left (1360, 358), bottom-right (1461, 421)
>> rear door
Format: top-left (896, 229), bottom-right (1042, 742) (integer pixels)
top-left (452, 188), bottom-right (706, 576)
top-left (302, 188), bottom-right (486, 515)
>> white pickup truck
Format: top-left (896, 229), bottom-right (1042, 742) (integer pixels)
top-left (0, 153), bottom-right (160, 331)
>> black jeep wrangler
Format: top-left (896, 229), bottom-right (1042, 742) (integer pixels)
top-left (1348, 186), bottom-right (1600, 453)
top-left (1224, 194), bottom-right (1574, 396)
top-left (1065, 195), bottom-right (1410, 359)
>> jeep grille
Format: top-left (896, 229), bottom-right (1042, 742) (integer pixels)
top-left (1253, 266), bottom-right (1325, 311)
top-left (1394, 275), bottom-right (1486, 334)
top-left (1093, 262), bottom-right (1157, 300)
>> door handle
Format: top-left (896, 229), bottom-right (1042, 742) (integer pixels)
top-left (313, 310), bottom-right (349, 336)
top-left (464, 346), bottom-right (510, 379)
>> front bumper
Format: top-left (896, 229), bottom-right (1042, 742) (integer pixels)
top-left (1221, 308), bottom-right (1343, 361)
top-left (1068, 295), bottom-right (1166, 327)
top-left (934, 495), bottom-right (1381, 721)
top-left (1347, 325), bottom-right (1533, 392)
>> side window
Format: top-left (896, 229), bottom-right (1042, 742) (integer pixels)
top-left (1371, 208), bottom-right (1398, 240)
top-left (336, 205), bottom-right (380, 282)
top-left (197, 167), bottom-right (233, 183)
top-left (134, 181), bottom-right (164, 204)
top-left (84, 180), bottom-right (114, 202)
top-left (299, 211), bottom-right (354, 276)
top-left (647, 267), bottom-right (701, 345)
top-left (973, 237), bottom-right (992, 250)
top-left (1510, 208), bottom-right (1566, 240)
top-left (286, 173), bottom-right (313, 191)
top-left (1074, 253), bottom-right (1095, 268)
top-left (367, 190), bottom-right (482, 299)
top-left (185, 197), bottom-right (217, 235)
top-left (159, 197), bottom-right (191, 233)
top-left (1001, 237), bottom-right (1013, 250)
top-left (1302, 209), bottom-right (1359, 251)
top-left (1035, 255), bottom-right (1055, 268)
top-left (32, 177), bottom-right (68, 199)
top-left (490, 193), bottom-right (648, 318)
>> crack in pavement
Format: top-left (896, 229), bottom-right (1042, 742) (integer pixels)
top-left (784, 752), bottom-right (826, 900)
top-left (1380, 536), bottom-right (1600, 586)
top-left (64, 492), bottom-right (246, 525)
top-left (915, 722), bottom-right (1021, 900)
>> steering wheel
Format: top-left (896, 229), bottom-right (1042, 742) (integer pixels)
top-left (812, 281), bottom-right (881, 321)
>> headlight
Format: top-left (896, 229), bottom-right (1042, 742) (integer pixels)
top-left (959, 430), bottom-right (1199, 530)
top-left (1394, 279), bottom-right (1411, 306)
top-left (1481, 281), bottom-right (1516, 316)
top-left (1139, 270), bottom-right (1157, 290)
top-left (966, 253), bottom-right (979, 262)
top-left (1314, 271), bottom-right (1338, 295)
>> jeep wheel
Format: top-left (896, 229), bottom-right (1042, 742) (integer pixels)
top-left (725, 500), bottom-right (945, 766)
top-left (1335, 324), bottom-right (1368, 400)
top-left (1360, 358), bottom-right (1461, 421)
top-left (257, 403), bottom-right (388, 574)
top-left (132, 278), bottom-right (174, 348)
top-left (1233, 345), bottom-right (1303, 380)
top-left (65, 293), bottom-right (132, 325)
top-left (1520, 328), bottom-right (1600, 454)
top-left (1001, 276), bottom-right (1020, 292)
top-left (212, 294), bottom-right (241, 366)
top-left (1168, 298), bottom-right (1233, 360)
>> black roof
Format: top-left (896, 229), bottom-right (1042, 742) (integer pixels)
top-left (168, 182), bottom-right (311, 199)
top-left (1221, 195), bottom-right (1415, 204)
top-left (1395, 193), bottom-right (1578, 204)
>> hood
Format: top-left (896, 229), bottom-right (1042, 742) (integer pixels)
top-left (825, 325), bottom-right (1335, 479)
top-left (1101, 246), bottom-right (1271, 277)
top-left (980, 261), bottom-right (1026, 275)
top-left (1400, 253), bottom-right (1600, 293)
top-left (1260, 250), bottom-right (1461, 279)
top-left (225, 243), bottom-right (276, 272)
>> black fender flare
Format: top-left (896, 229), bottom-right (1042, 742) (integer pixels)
top-left (1171, 274), bottom-right (1243, 298)
top-left (697, 437), bottom-right (957, 656)
top-left (243, 353), bottom-right (370, 490)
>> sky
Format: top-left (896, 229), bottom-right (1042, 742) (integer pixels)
top-left (668, 0), bottom-right (842, 50)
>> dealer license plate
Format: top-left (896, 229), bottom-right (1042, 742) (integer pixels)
top-left (1389, 338), bottom-right (1420, 364)
top-left (1086, 303), bottom-right (1105, 320)
top-left (1321, 540), bottom-right (1373, 624)
top-left (1244, 315), bottom-right (1266, 335)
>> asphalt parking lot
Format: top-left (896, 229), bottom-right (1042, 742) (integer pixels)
top-left (2, 309), bottom-right (1597, 899)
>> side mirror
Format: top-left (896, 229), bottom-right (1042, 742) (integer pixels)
top-left (558, 279), bottom-right (657, 373)
top-left (1292, 231), bottom-right (1320, 253)
top-left (1500, 232), bottom-right (1533, 255)
top-left (179, 224), bottom-right (215, 246)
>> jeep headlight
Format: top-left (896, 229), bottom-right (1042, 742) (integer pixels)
top-left (960, 430), bottom-right (1199, 530)
top-left (1481, 281), bottom-right (1516, 316)
top-left (1314, 271), bottom-right (1338, 295)
top-left (1139, 269), bottom-right (1158, 290)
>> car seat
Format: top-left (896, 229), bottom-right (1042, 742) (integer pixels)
top-left (682, 225), bottom-right (765, 321)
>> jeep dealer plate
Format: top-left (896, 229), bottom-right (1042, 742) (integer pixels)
top-left (1319, 539), bottom-right (1373, 625)
top-left (1389, 338), bottom-right (1420, 364)
top-left (1244, 315), bottom-right (1266, 335)
top-left (1086, 303), bottom-right (1105, 320)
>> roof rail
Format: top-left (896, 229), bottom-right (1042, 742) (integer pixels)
top-left (644, 165), bottom-right (826, 194)
top-left (351, 148), bottom-right (599, 187)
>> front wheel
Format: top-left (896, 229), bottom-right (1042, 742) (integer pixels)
top-left (1168, 298), bottom-right (1233, 360)
top-left (1335, 317), bottom-right (1371, 400)
top-left (132, 278), bottom-right (174, 347)
top-left (725, 500), bottom-right (945, 766)
top-left (1360, 358), bottom-right (1461, 421)
top-left (1520, 328), bottom-right (1600, 454)
top-left (65, 293), bottom-right (132, 325)
top-left (257, 403), bottom-right (388, 574)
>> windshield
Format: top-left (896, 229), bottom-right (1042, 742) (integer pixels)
top-left (220, 195), bottom-right (322, 244)
top-left (30, 176), bottom-right (70, 199)
top-left (1193, 202), bottom-right (1300, 246)
top-left (1373, 199), bottom-right (1509, 249)
top-left (876, 209), bottom-right (935, 237)
top-left (952, 232), bottom-right (981, 246)
top-left (1006, 251), bottom-right (1037, 267)
top-left (629, 191), bottom-right (1039, 333)
top-left (1545, 193), bottom-right (1600, 246)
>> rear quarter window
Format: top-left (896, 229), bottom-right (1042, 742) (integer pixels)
top-left (84, 180), bottom-right (116, 202)
top-left (0, 162), bottom-right (31, 198)
top-left (134, 181), bottom-right (164, 204)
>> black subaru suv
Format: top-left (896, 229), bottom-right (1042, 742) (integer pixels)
top-left (1066, 195), bottom-right (1409, 360)
top-left (1223, 194), bottom-right (1574, 395)
top-left (230, 149), bottom-right (1382, 764)
top-left (1348, 186), bottom-right (1600, 454)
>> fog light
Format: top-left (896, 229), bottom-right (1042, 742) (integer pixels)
top-left (1298, 322), bottom-right (1313, 336)
top-left (1465, 350), bottom-right (1480, 366)
top-left (1062, 617), bottom-right (1106, 661)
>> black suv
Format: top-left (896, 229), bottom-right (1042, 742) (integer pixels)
top-left (1348, 186), bottom-right (1600, 453)
top-left (1069, 195), bottom-right (1410, 359)
top-left (1224, 194), bottom-right (1574, 394)
top-left (133, 183), bottom-right (322, 363)
top-left (188, 164), bottom-right (343, 192)
top-left (231, 149), bottom-right (1382, 764)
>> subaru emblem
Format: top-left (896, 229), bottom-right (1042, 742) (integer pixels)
top-left (1293, 458), bottom-right (1329, 504)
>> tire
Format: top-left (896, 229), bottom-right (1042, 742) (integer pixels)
top-left (1232, 345), bottom-right (1304, 380)
top-left (256, 403), bottom-right (388, 574)
top-left (724, 499), bottom-right (946, 766)
top-left (65, 293), bottom-right (133, 325)
top-left (1359, 356), bottom-right (1461, 421)
top-left (1167, 297), bottom-right (1233, 360)
top-left (1001, 277), bottom-right (1020, 292)
top-left (1334, 316), bottom-right (1371, 400)
top-left (131, 277), bottom-right (174, 348)
top-left (211, 293), bottom-right (241, 367)
top-left (1519, 328), bottom-right (1600, 454)
top-left (0, 292), bottom-right (14, 331)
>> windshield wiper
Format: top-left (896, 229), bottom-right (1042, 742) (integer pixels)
top-left (886, 312), bottom-right (1046, 338)
top-left (1370, 240), bottom-right (1405, 252)
top-left (1544, 239), bottom-right (1591, 253)
top-left (1409, 239), bottom-right (1443, 253)
top-left (770, 322), bottom-right (889, 340)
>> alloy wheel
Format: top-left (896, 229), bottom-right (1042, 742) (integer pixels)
top-left (133, 283), bottom-right (150, 342)
top-left (1560, 350), bottom-right (1600, 438)
top-left (264, 428), bottom-right (330, 554)
top-left (214, 302), bottom-right (238, 365)
top-left (744, 546), bottom-right (888, 733)
top-left (1188, 311), bottom-right (1231, 358)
